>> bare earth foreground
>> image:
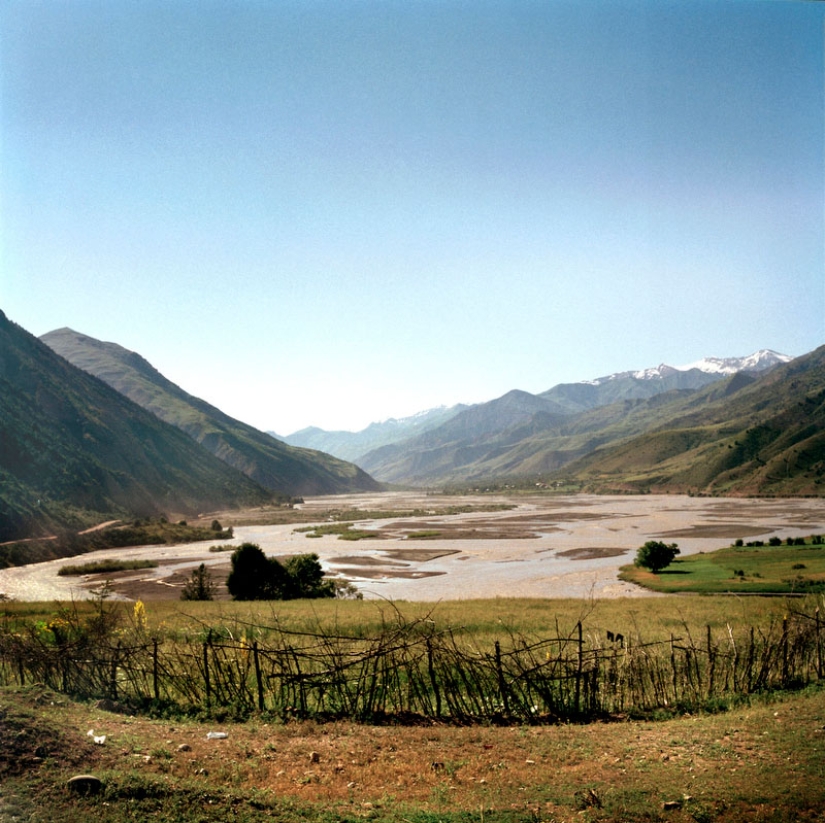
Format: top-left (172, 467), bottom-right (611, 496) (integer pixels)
top-left (3, 493), bottom-right (825, 603)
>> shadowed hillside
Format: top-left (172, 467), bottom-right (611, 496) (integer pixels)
top-left (42, 328), bottom-right (381, 498)
top-left (0, 312), bottom-right (273, 542)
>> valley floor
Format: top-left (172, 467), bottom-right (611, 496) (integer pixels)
top-left (1, 493), bottom-right (825, 602)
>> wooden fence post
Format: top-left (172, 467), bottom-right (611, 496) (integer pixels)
top-left (203, 638), bottom-right (211, 711)
top-left (575, 621), bottom-right (583, 715)
top-left (153, 639), bottom-right (160, 702)
top-left (670, 634), bottom-right (677, 704)
top-left (253, 641), bottom-right (264, 712)
top-left (427, 637), bottom-right (441, 717)
top-left (494, 640), bottom-right (509, 716)
top-left (706, 625), bottom-right (714, 699)
top-left (110, 641), bottom-right (120, 700)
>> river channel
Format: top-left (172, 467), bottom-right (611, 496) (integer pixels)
top-left (2, 493), bottom-right (824, 602)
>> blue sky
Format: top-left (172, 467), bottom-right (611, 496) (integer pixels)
top-left (2, 0), bottom-right (823, 434)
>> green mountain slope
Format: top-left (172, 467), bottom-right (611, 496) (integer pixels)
top-left (356, 348), bottom-right (823, 495)
top-left (554, 346), bottom-right (825, 495)
top-left (0, 311), bottom-right (273, 541)
top-left (41, 328), bottom-right (380, 497)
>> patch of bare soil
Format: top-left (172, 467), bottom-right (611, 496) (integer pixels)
top-left (0, 692), bottom-right (98, 778)
top-left (380, 549), bottom-right (460, 562)
top-left (655, 525), bottom-right (772, 539)
top-left (497, 511), bottom-right (621, 523)
top-left (555, 547), bottom-right (629, 560)
top-left (4, 685), bottom-right (825, 821)
top-left (334, 556), bottom-right (409, 568)
top-left (330, 566), bottom-right (446, 580)
top-left (88, 561), bottom-right (233, 602)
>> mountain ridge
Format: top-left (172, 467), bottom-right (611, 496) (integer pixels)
top-left (352, 348), bottom-right (818, 490)
top-left (41, 327), bottom-right (381, 498)
top-left (0, 311), bottom-right (273, 541)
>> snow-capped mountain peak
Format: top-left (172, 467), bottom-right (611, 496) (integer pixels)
top-left (677, 349), bottom-right (792, 375)
top-left (585, 350), bottom-right (791, 385)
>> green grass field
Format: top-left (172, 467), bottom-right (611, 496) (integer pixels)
top-left (620, 538), bottom-right (825, 594)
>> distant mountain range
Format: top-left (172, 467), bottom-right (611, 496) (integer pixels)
top-left (350, 346), bottom-right (825, 494)
top-left (274, 405), bottom-right (468, 463)
top-left (281, 350), bottom-right (796, 470)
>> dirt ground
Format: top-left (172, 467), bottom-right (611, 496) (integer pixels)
top-left (3, 683), bottom-right (824, 823)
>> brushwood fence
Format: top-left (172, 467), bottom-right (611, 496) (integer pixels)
top-left (1, 609), bottom-right (823, 723)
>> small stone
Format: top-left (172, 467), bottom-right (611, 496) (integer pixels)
top-left (663, 800), bottom-right (683, 811)
top-left (309, 751), bottom-right (321, 763)
top-left (178, 743), bottom-right (191, 752)
top-left (67, 775), bottom-right (103, 795)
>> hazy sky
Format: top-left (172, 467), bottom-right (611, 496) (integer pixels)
top-left (2, 0), bottom-right (823, 435)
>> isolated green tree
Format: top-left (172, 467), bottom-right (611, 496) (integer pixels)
top-left (226, 543), bottom-right (287, 600)
top-left (226, 543), bottom-right (335, 601)
top-left (180, 563), bottom-right (215, 601)
top-left (634, 540), bottom-right (680, 573)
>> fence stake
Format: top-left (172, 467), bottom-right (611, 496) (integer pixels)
top-left (253, 641), bottom-right (264, 712)
top-left (706, 625), bottom-right (714, 699)
top-left (153, 639), bottom-right (160, 702)
top-left (109, 641), bottom-right (120, 700)
top-left (670, 634), bottom-right (677, 704)
top-left (575, 621), bottom-right (583, 715)
top-left (426, 637), bottom-right (441, 717)
top-left (494, 640), bottom-right (509, 716)
top-left (203, 638), bottom-right (211, 712)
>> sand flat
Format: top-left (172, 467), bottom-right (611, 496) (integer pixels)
top-left (2, 493), bottom-right (824, 601)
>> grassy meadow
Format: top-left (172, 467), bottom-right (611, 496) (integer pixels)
top-left (620, 537), bottom-right (825, 594)
top-left (0, 592), bottom-right (805, 643)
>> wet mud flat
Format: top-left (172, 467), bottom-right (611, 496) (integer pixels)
top-left (1, 493), bottom-right (824, 602)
